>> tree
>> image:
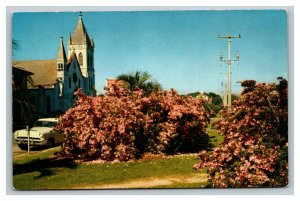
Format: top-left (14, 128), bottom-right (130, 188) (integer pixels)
top-left (194, 78), bottom-right (288, 187)
top-left (12, 39), bottom-right (19, 53)
top-left (12, 39), bottom-right (37, 130)
top-left (231, 93), bottom-right (240, 102)
top-left (186, 92), bottom-right (224, 116)
top-left (117, 71), bottom-right (162, 95)
top-left (56, 85), bottom-right (211, 161)
top-left (186, 92), bottom-right (200, 98)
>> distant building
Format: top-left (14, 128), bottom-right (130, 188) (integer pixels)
top-left (13, 13), bottom-right (96, 117)
top-left (196, 92), bottom-right (212, 103)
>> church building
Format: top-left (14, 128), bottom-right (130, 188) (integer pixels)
top-left (13, 13), bottom-right (96, 117)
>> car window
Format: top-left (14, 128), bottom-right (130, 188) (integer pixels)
top-left (33, 121), bottom-right (44, 127)
top-left (47, 122), bottom-right (58, 127)
top-left (33, 121), bottom-right (57, 127)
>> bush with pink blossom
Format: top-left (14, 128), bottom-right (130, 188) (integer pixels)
top-left (56, 84), bottom-right (210, 161)
top-left (194, 77), bottom-right (288, 187)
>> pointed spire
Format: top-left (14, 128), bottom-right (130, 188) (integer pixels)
top-left (68, 32), bottom-right (72, 45)
top-left (71, 12), bottom-right (92, 46)
top-left (90, 36), bottom-right (94, 47)
top-left (57, 37), bottom-right (67, 62)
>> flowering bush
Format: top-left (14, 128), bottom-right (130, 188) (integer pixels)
top-left (139, 89), bottom-right (211, 154)
top-left (194, 77), bottom-right (288, 187)
top-left (56, 84), bottom-right (210, 161)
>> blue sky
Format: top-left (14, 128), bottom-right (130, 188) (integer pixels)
top-left (12, 10), bottom-right (288, 95)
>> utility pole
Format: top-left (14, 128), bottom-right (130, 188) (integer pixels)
top-left (219, 33), bottom-right (240, 107)
top-left (221, 81), bottom-right (228, 106)
top-left (26, 125), bottom-right (31, 154)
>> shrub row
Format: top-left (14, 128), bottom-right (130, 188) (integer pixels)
top-left (194, 77), bottom-right (288, 187)
top-left (56, 85), bottom-right (210, 161)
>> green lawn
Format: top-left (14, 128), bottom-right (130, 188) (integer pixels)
top-left (13, 147), bottom-right (207, 189)
top-left (207, 127), bottom-right (224, 148)
top-left (13, 127), bottom-right (221, 190)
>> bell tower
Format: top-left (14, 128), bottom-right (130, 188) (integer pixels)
top-left (68, 12), bottom-right (95, 95)
top-left (56, 37), bottom-right (67, 96)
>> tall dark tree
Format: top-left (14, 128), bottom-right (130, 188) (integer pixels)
top-left (186, 91), bottom-right (224, 116)
top-left (12, 39), bottom-right (36, 130)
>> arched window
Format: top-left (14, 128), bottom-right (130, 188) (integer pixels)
top-left (73, 73), bottom-right (77, 83)
top-left (78, 52), bottom-right (83, 66)
top-left (69, 77), bottom-right (71, 88)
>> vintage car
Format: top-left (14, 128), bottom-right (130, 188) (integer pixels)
top-left (14, 118), bottom-right (64, 150)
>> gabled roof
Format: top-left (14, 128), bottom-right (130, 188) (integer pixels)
top-left (67, 51), bottom-right (77, 66)
top-left (71, 13), bottom-right (93, 47)
top-left (66, 51), bottom-right (84, 77)
top-left (12, 60), bottom-right (57, 86)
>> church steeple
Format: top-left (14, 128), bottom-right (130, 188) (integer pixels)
top-left (67, 12), bottom-right (95, 96)
top-left (57, 37), bottom-right (67, 63)
top-left (90, 36), bottom-right (94, 47)
top-left (68, 32), bottom-right (72, 46)
top-left (71, 12), bottom-right (93, 47)
top-left (56, 37), bottom-right (67, 96)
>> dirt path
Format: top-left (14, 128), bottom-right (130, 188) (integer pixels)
top-left (73, 173), bottom-right (207, 189)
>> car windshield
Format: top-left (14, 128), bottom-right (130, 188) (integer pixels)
top-left (33, 121), bottom-right (57, 128)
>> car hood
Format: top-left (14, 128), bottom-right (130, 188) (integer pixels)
top-left (14, 127), bottom-right (53, 138)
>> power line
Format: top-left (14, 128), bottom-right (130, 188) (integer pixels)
top-left (219, 33), bottom-right (241, 107)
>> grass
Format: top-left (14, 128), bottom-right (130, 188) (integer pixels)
top-left (13, 125), bottom-right (222, 190)
top-left (13, 148), bottom-right (207, 190)
top-left (207, 127), bottom-right (224, 148)
top-left (13, 146), bottom-right (61, 163)
top-left (150, 182), bottom-right (207, 189)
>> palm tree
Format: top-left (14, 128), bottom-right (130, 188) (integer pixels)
top-left (12, 39), bottom-right (19, 52)
top-left (12, 39), bottom-right (37, 130)
top-left (117, 71), bottom-right (162, 95)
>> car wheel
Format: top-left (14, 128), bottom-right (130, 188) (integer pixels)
top-left (46, 139), bottom-right (55, 148)
top-left (18, 144), bottom-right (28, 150)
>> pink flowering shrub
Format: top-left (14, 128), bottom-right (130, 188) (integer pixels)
top-left (194, 77), bottom-right (288, 187)
top-left (139, 89), bottom-right (210, 154)
top-left (56, 84), bottom-right (210, 161)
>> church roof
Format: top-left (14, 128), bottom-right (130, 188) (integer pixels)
top-left (13, 60), bottom-right (57, 87)
top-left (12, 66), bottom-right (34, 77)
top-left (57, 37), bottom-right (67, 62)
top-left (66, 51), bottom-right (84, 77)
top-left (71, 13), bottom-right (93, 47)
top-left (67, 51), bottom-right (77, 66)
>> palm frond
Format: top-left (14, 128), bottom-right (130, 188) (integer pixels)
top-left (117, 70), bottom-right (162, 95)
top-left (12, 39), bottom-right (19, 50)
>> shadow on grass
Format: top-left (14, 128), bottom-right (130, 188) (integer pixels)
top-left (208, 136), bottom-right (220, 149)
top-left (18, 144), bottom-right (62, 151)
top-left (29, 146), bottom-right (56, 151)
top-left (13, 158), bottom-right (77, 180)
